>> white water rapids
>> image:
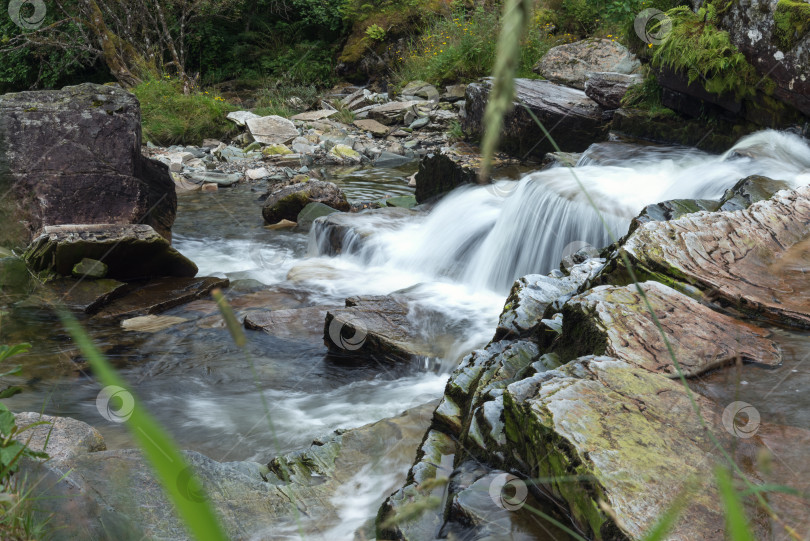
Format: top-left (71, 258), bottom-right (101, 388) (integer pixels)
top-left (171, 130), bottom-right (810, 539)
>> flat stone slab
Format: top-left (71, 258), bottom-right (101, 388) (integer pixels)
top-left (607, 185), bottom-right (810, 328)
top-left (185, 171), bottom-right (242, 186)
top-left (291, 110), bottom-right (337, 121)
top-left (43, 278), bottom-right (132, 314)
top-left (556, 282), bottom-right (781, 377)
top-left (121, 315), bottom-right (189, 333)
top-left (24, 224), bottom-right (198, 281)
top-left (353, 119), bottom-right (390, 136)
top-left (94, 276), bottom-right (229, 319)
top-left (324, 296), bottom-right (438, 361)
top-left (246, 115), bottom-right (298, 145)
top-left (244, 306), bottom-right (333, 343)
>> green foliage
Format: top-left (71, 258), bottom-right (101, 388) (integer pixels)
top-left (773, 0), bottom-right (810, 49)
top-left (447, 118), bottom-right (464, 141)
top-left (252, 83), bottom-right (321, 117)
top-left (393, 7), bottom-right (552, 86)
top-left (651, 6), bottom-right (769, 99)
top-left (366, 23), bottom-right (387, 40)
top-left (59, 312), bottom-right (228, 541)
top-left (132, 76), bottom-right (237, 146)
top-left (715, 467), bottom-right (755, 541)
top-left (0, 343), bottom-right (52, 541)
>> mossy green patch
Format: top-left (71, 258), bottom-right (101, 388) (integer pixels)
top-left (773, 0), bottom-right (810, 49)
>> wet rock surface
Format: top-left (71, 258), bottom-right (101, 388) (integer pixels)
top-left (262, 180), bottom-right (350, 224)
top-left (324, 295), bottom-right (439, 362)
top-left (93, 276), bottom-right (229, 319)
top-left (0, 83), bottom-right (176, 248)
top-left (19, 403), bottom-right (437, 541)
top-left (24, 224), bottom-right (199, 281)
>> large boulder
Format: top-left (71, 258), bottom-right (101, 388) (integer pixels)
top-left (262, 180), bottom-right (350, 224)
top-left (245, 115), bottom-right (298, 145)
top-left (463, 78), bottom-right (608, 160)
top-left (599, 185), bottom-right (810, 328)
top-left (0, 83), bottom-right (177, 248)
top-left (533, 39), bottom-right (640, 90)
top-left (24, 224), bottom-right (198, 280)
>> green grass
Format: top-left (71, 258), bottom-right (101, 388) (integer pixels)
top-left (392, 6), bottom-right (557, 88)
top-left (132, 76), bottom-right (238, 146)
top-left (252, 83), bottom-right (322, 118)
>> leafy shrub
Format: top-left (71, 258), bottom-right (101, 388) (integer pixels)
top-left (393, 7), bottom-right (555, 86)
top-left (366, 23), bottom-right (387, 40)
top-left (132, 76), bottom-right (237, 146)
top-left (0, 343), bottom-right (51, 541)
top-left (651, 6), bottom-right (771, 99)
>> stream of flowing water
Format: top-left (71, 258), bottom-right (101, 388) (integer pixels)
top-left (3, 130), bottom-right (810, 539)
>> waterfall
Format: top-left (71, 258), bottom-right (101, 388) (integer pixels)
top-left (311, 130), bottom-right (810, 294)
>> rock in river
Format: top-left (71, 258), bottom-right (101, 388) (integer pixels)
top-left (601, 185), bottom-right (810, 328)
top-left (262, 180), bottom-right (350, 224)
top-left (551, 281), bottom-right (782, 377)
top-left (463, 78), bottom-right (608, 160)
top-left (0, 83), bottom-right (176, 248)
top-left (24, 224), bottom-right (198, 281)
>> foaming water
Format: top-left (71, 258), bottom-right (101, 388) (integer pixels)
top-left (308, 130), bottom-right (810, 293)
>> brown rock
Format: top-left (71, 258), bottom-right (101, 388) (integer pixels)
top-left (555, 282), bottom-right (782, 377)
top-left (603, 186), bottom-right (810, 328)
top-left (353, 119), bottom-right (390, 137)
top-left (94, 276), bottom-right (229, 319)
top-left (0, 83), bottom-right (176, 248)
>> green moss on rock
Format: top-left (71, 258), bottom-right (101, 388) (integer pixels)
top-left (774, 0), bottom-right (810, 49)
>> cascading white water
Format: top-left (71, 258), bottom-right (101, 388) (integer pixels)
top-left (310, 130), bottom-right (810, 294)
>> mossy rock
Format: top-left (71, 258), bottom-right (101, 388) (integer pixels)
top-left (774, 0), bottom-right (810, 49)
top-left (262, 144), bottom-right (293, 156)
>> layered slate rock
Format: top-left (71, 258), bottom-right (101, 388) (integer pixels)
top-left (262, 180), bottom-right (350, 224)
top-left (93, 276), bottom-right (229, 319)
top-left (463, 78), bottom-right (608, 160)
top-left (584, 72), bottom-right (643, 109)
top-left (244, 306), bottom-right (334, 344)
top-left (24, 224), bottom-right (198, 281)
top-left (602, 186), bottom-right (810, 328)
top-left (495, 259), bottom-right (604, 341)
top-left (19, 404), bottom-right (436, 541)
top-left (551, 282), bottom-right (781, 377)
top-left (324, 295), bottom-right (438, 362)
top-left (503, 357), bottom-right (747, 540)
top-left (533, 39), bottom-right (640, 90)
top-left (0, 83), bottom-right (176, 248)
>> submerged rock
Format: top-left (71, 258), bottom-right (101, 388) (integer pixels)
top-left (0, 83), bottom-right (176, 248)
top-left (93, 276), bottom-right (229, 319)
top-left (463, 78), bottom-right (608, 160)
top-left (24, 224), bottom-right (198, 281)
top-left (296, 202), bottom-right (340, 229)
top-left (310, 207), bottom-right (420, 257)
top-left (533, 39), bottom-right (640, 90)
top-left (262, 180), bottom-right (350, 224)
top-left (20, 403), bottom-right (436, 540)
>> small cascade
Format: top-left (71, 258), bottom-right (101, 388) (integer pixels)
top-left (310, 130), bottom-right (810, 293)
